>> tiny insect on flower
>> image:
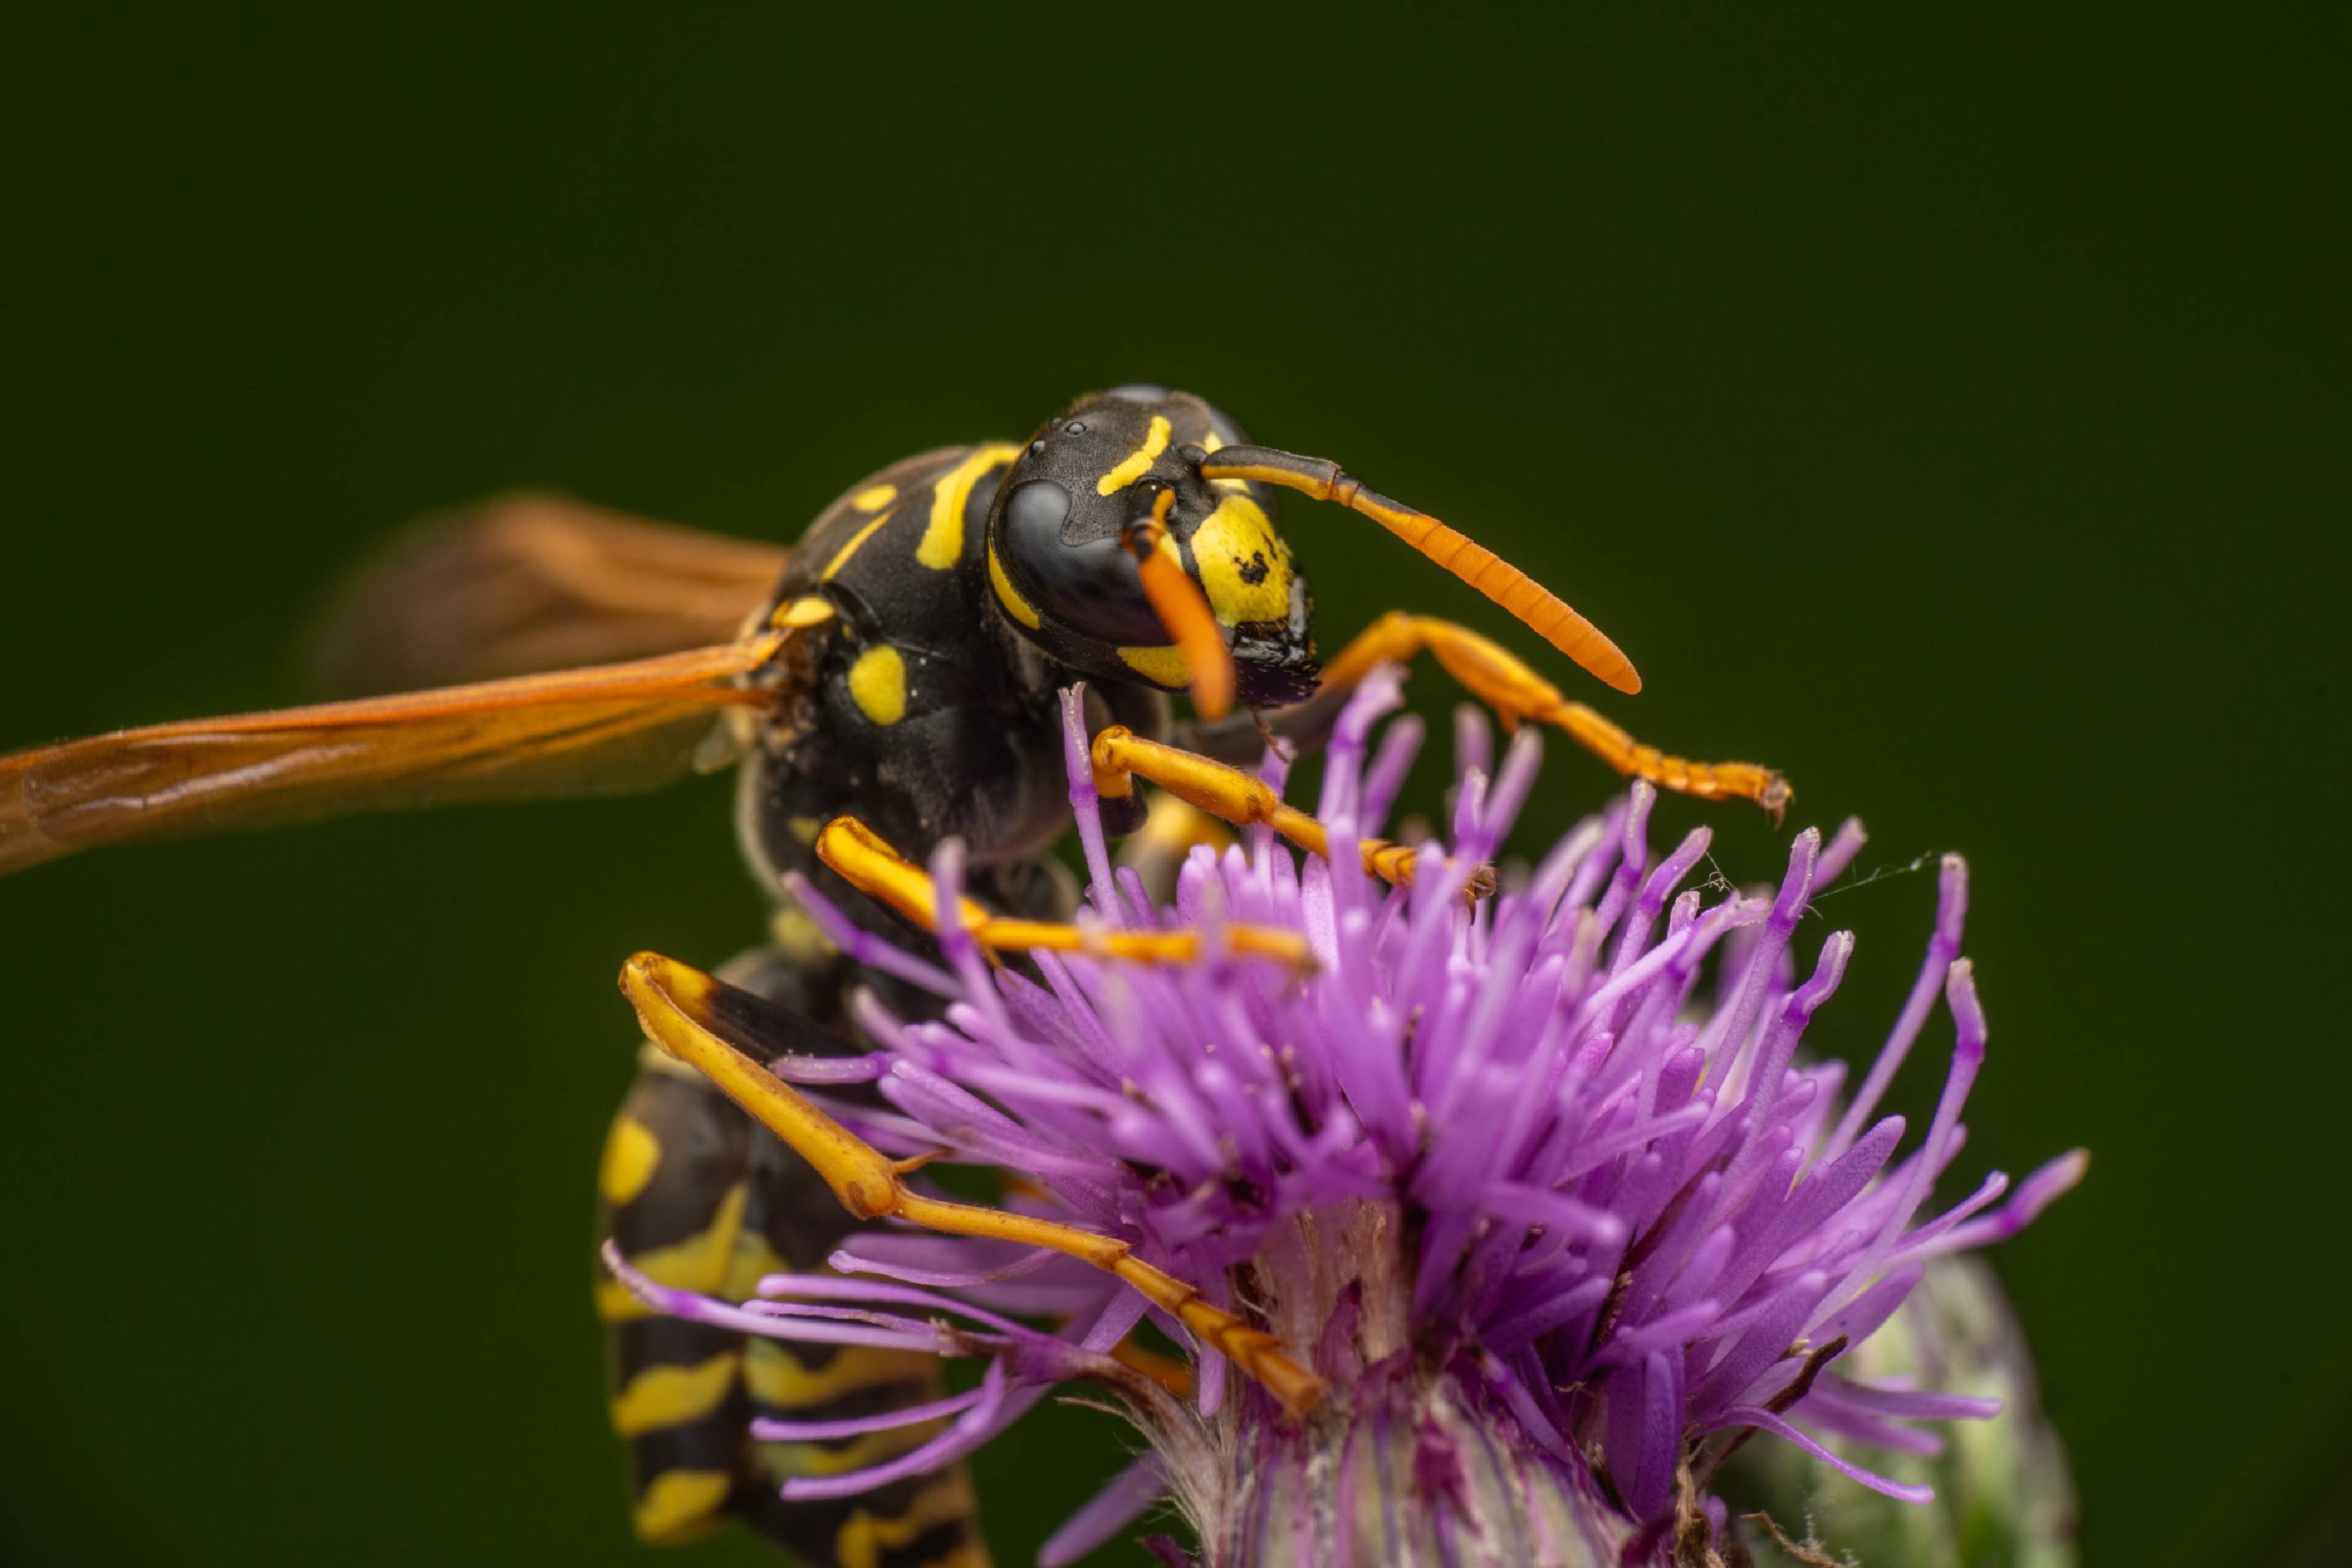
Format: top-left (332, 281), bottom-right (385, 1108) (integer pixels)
top-left (604, 665), bottom-right (2085, 1567)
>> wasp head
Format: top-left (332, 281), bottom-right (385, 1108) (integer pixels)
top-left (982, 385), bottom-right (1319, 709)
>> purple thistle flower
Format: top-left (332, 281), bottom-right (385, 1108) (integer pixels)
top-left (607, 666), bottom-right (2084, 1566)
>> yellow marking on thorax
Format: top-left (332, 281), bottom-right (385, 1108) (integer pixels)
top-left (1098, 414), bottom-right (1172, 495)
top-left (920, 443), bottom-right (1022, 569)
top-left (1118, 644), bottom-right (1190, 687)
top-left (822, 511), bottom-right (894, 581)
top-left (594, 1182), bottom-right (748, 1321)
top-left (631, 1469), bottom-right (734, 1544)
top-left (770, 595), bottom-right (835, 630)
top-left (1191, 492), bottom-right (1295, 626)
top-left (987, 543), bottom-right (1041, 629)
top-left (599, 1116), bottom-right (662, 1206)
top-left (848, 645), bottom-right (908, 724)
top-left (610, 1351), bottom-right (742, 1437)
top-left (832, 1472), bottom-right (981, 1568)
top-left (852, 483), bottom-right (898, 512)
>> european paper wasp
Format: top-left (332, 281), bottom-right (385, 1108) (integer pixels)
top-left (0, 386), bottom-right (1787, 1564)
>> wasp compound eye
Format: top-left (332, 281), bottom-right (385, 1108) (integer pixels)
top-left (996, 476), bottom-right (1164, 648)
top-left (1005, 475), bottom-right (1073, 544)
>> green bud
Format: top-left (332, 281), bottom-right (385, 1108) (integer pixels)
top-left (1720, 1257), bottom-right (2078, 1567)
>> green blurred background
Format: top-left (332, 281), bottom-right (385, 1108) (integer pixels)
top-left (2, 7), bottom-right (2341, 1565)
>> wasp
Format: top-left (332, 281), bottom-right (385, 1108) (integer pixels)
top-left (0, 386), bottom-right (1786, 1566)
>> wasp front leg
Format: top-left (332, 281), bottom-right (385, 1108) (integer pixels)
top-left (595, 936), bottom-right (986, 1564)
top-left (1307, 612), bottom-right (1791, 817)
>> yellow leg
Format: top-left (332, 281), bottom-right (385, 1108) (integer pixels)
top-left (619, 951), bottom-right (1329, 1415)
top-left (1087, 726), bottom-right (1498, 898)
top-left (1321, 612), bottom-right (1792, 818)
top-left (812, 816), bottom-right (1312, 969)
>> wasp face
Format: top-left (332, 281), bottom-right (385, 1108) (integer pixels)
top-left (984, 385), bottom-right (1319, 707)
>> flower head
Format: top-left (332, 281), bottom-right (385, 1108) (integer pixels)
top-left (609, 666), bottom-right (2082, 1566)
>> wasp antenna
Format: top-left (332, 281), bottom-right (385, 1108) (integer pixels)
top-left (1197, 444), bottom-right (1642, 695)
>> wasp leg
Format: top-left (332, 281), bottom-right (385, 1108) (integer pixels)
top-left (1085, 725), bottom-right (1496, 898)
top-left (1317, 612), bottom-right (1792, 818)
top-left (599, 933), bottom-right (987, 1563)
top-left (619, 952), bottom-right (1330, 1416)
top-left (813, 815), bottom-right (1314, 968)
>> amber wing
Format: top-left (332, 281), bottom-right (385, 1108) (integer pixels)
top-left (313, 493), bottom-right (790, 694)
top-left (0, 638), bottom-right (786, 875)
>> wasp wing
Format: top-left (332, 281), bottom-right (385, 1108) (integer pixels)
top-left (312, 493), bottom-right (791, 694)
top-left (0, 637), bottom-right (788, 875)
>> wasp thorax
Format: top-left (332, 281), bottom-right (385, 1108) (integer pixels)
top-left (983, 385), bottom-right (1319, 706)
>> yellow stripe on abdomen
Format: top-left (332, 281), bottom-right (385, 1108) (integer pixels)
top-left (598, 1115), bottom-right (662, 1206)
top-left (594, 1181), bottom-right (749, 1322)
top-left (632, 1469), bottom-right (735, 1544)
top-left (832, 1472), bottom-right (983, 1568)
top-left (610, 1351), bottom-right (742, 1437)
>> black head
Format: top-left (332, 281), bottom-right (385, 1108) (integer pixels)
top-left (982, 385), bottom-right (1319, 708)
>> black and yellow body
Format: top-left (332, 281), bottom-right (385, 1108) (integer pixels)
top-left (592, 405), bottom-right (1277, 1561)
top-left (0, 385), bottom-right (1790, 1566)
top-left (590, 393), bottom-right (1330, 1557)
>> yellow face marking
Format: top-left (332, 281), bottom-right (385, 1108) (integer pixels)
top-left (593, 1182), bottom-right (748, 1321)
top-left (1118, 643), bottom-right (1191, 687)
top-left (1097, 414), bottom-right (1172, 496)
top-left (598, 1116), bottom-right (662, 1206)
top-left (609, 1351), bottom-right (742, 1437)
top-left (852, 483), bottom-right (898, 512)
top-left (920, 443), bottom-right (1021, 569)
top-left (631, 1468), bottom-right (734, 1544)
top-left (987, 543), bottom-right (1041, 630)
top-left (848, 645), bottom-right (908, 725)
top-left (769, 595), bottom-right (835, 630)
top-left (822, 511), bottom-right (893, 581)
top-left (832, 1473), bottom-right (981, 1568)
top-left (1191, 492), bottom-right (1295, 626)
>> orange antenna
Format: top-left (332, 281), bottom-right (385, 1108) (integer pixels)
top-left (1123, 486), bottom-right (1237, 719)
top-left (1197, 446), bottom-right (1642, 695)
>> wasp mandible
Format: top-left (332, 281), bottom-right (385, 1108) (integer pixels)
top-left (0, 386), bottom-right (1788, 1565)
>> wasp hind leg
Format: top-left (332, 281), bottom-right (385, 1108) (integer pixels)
top-left (597, 938), bottom-right (988, 1565)
top-left (619, 950), bottom-right (1330, 1416)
